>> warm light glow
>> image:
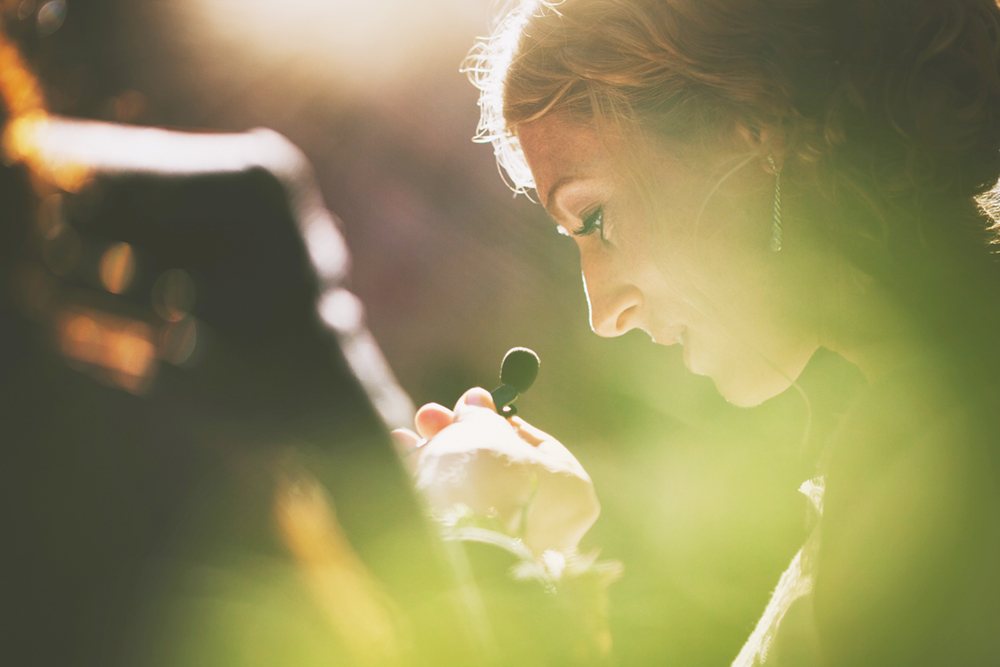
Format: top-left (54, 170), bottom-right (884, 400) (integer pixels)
top-left (0, 25), bottom-right (91, 192)
top-left (57, 306), bottom-right (158, 394)
top-left (62, 312), bottom-right (100, 356)
top-left (185, 0), bottom-right (482, 94)
top-left (3, 110), bottom-right (46, 162)
top-left (99, 242), bottom-right (137, 294)
top-left (273, 470), bottom-right (400, 662)
top-left (1, 104), bottom-right (91, 194)
top-left (0, 35), bottom-right (45, 117)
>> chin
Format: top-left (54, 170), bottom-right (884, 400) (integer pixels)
top-left (714, 372), bottom-right (795, 407)
top-left (684, 336), bottom-right (816, 408)
top-left (707, 351), bottom-right (814, 407)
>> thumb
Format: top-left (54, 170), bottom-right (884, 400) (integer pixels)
top-left (453, 387), bottom-right (497, 419)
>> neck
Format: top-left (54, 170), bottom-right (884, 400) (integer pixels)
top-left (817, 198), bottom-right (994, 384)
top-left (825, 313), bottom-right (926, 384)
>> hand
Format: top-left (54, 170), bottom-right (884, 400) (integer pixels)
top-left (392, 388), bottom-right (600, 556)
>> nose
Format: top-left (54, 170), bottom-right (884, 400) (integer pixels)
top-left (581, 255), bottom-right (644, 338)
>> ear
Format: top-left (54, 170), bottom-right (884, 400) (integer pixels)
top-left (736, 119), bottom-right (785, 173)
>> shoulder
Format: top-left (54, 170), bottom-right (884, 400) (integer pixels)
top-left (815, 359), bottom-right (1000, 664)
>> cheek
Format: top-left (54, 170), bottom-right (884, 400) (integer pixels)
top-left (648, 186), bottom-right (777, 325)
top-left (605, 197), bottom-right (670, 276)
top-left (644, 157), bottom-right (773, 281)
top-left (633, 155), bottom-right (816, 402)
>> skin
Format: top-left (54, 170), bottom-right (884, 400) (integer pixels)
top-left (513, 114), bottom-right (925, 402)
top-left (515, 114), bottom-right (826, 407)
top-left (393, 387), bottom-right (601, 555)
top-left (395, 112), bottom-right (926, 553)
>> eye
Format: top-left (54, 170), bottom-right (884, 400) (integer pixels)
top-left (574, 206), bottom-right (606, 241)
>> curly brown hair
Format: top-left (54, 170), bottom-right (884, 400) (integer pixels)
top-left (468, 0), bottom-right (1000, 207)
top-left (466, 0), bottom-right (1000, 391)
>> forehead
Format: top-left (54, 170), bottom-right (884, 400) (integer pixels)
top-left (515, 115), bottom-right (611, 204)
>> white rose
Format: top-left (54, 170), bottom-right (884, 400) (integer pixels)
top-left (393, 388), bottom-right (600, 556)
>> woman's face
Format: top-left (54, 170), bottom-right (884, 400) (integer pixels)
top-left (517, 114), bottom-right (823, 407)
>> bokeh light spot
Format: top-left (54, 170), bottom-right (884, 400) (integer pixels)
top-left (115, 322), bottom-right (157, 378)
top-left (62, 313), bottom-right (100, 353)
top-left (17, 0), bottom-right (36, 22)
top-left (36, 0), bottom-right (66, 37)
top-left (152, 269), bottom-right (196, 322)
top-left (56, 306), bottom-right (158, 394)
top-left (159, 317), bottom-right (198, 366)
top-left (99, 242), bottom-right (137, 294)
top-left (319, 288), bottom-right (364, 334)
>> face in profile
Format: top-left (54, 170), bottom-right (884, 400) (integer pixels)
top-left (516, 114), bottom-right (824, 407)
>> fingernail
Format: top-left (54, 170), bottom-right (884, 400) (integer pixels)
top-left (464, 390), bottom-right (491, 408)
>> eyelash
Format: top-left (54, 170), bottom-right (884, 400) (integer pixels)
top-left (574, 207), bottom-right (605, 241)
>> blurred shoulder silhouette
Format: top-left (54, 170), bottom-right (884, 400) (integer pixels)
top-left (0, 22), bottom-right (481, 663)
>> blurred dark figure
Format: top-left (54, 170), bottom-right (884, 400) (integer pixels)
top-left (0, 28), bottom-right (478, 663)
top-left (0, 13), bottom-right (613, 664)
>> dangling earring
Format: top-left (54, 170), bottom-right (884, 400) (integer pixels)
top-left (766, 155), bottom-right (782, 252)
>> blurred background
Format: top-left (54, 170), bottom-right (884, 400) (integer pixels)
top-left (4, 0), bottom-right (867, 664)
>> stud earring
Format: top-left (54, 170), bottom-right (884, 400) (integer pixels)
top-left (766, 155), bottom-right (782, 252)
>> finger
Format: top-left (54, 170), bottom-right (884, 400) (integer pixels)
top-left (454, 387), bottom-right (497, 417)
top-left (414, 403), bottom-right (455, 439)
top-left (390, 428), bottom-right (422, 457)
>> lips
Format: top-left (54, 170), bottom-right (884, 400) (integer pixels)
top-left (651, 326), bottom-right (686, 346)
